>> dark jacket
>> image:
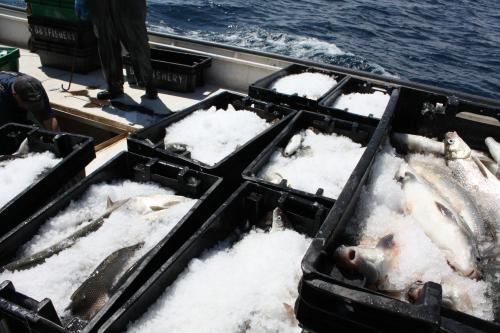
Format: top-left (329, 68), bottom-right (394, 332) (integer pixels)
top-left (0, 72), bottom-right (52, 126)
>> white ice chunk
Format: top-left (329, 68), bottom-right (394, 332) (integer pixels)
top-left (126, 228), bottom-right (310, 333)
top-left (0, 181), bottom-right (197, 316)
top-left (271, 72), bottom-right (337, 100)
top-left (164, 105), bottom-right (270, 166)
top-left (0, 151), bottom-right (61, 207)
top-left (332, 91), bottom-right (390, 119)
top-left (259, 129), bottom-right (365, 199)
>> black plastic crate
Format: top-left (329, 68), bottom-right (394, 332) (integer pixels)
top-left (99, 181), bottom-right (330, 332)
top-left (32, 39), bottom-right (99, 74)
top-left (127, 91), bottom-right (297, 184)
top-left (0, 281), bottom-right (66, 333)
top-left (296, 87), bottom-right (500, 333)
top-left (124, 47), bottom-right (212, 92)
top-left (242, 109), bottom-right (385, 208)
top-left (0, 151), bottom-right (224, 333)
top-left (28, 15), bottom-right (97, 48)
top-left (248, 63), bottom-right (347, 111)
top-left (0, 123), bottom-right (94, 239)
top-left (318, 77), bottom-right (400, 126)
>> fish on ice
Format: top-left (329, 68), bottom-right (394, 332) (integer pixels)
top-left (1, 197), bottom-right (130, 272)
top-left (392, 132), bottom-right (445, 156)
top-left (407, 157), bottom-right (496, 250)
top-left (485, 137), bottom-right (500, 164)
top-left (396, 164), bottom-right (480, 278)
top-left (67, 242), bottom-right (144, 321)
top-left (283, 133), bottom-right (304, 157)
top-left (270, 207), bottom-right (291, 232)
top-left (0, 138), bottom-right (30, 164)
top-left (334, 234), bottom-right (399, 290)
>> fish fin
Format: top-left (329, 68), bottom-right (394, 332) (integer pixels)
top-left (481, 244), bottom-right (500, 260)
top-left (472, 156), bottom-right (493, 179)
top-left (283, 303), bottom-right (295, 318)
top-left (14, 138), bottom-right (29, 155)
top-left (434, 202), bottom-right (455, 219)
top-left (445, 206), bottom-right (482, 261)
top-left (149, 205), bottom-right (167, 212)
top-left (106, 196), bottom-right (114, 209)
top-left (376, 234), bottom-right (395, 249)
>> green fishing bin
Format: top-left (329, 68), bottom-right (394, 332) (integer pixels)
top-left (0, 47), bottom-right (20, 72)
top-left (25, 0), bottom-right (79, 22)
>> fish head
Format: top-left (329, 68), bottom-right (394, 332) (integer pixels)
top-left (271, 207), bottom-right (288, 231)
top-left (407, 280), bottom-right (425, 303)
top-left (334, 234), bottom-right (396, 286)
top-left (334, 245), bottom-right (385, 285)
top-left (444, 132), bottom-right (471, 160)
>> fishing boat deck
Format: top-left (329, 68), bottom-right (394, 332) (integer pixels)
top-left (17, 48), bottom-right (237, 132)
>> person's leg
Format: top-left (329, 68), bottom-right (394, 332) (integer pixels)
top-left (111, 0), bottom-right (157, 98)
top-left (87, 0), bottom-right (124, 98)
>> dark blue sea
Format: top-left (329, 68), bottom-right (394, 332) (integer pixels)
top-left (2, 0), bottom-right (500, 99)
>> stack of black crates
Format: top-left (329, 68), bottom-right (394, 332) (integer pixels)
top-left (26, 0), bottom-right (100, 73)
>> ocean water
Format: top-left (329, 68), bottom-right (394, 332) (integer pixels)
top-left (3, 0), bottom-right (500, 99)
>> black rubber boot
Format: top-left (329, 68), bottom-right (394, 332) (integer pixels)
top-left (145, 85), bottom-right (158, 100)
top-left (96, 90), bottom-right (124, 100)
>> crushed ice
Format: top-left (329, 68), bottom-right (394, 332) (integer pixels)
top-left (164, 105), bottom-right (271, 166)
top-left (259, 129), bottom-right (365, 199)
top-left (0, 180), bottom-right (197, 317)
top-left (332, 90), bottom-right (390, 118)
top-left (271, 72), bottom-right (337, 100)
top-left (0, 152), bottom-right (61, 208)
top-left (126, 228), bottom-right (310, 333)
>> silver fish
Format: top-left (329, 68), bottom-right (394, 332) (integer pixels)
top-left (2, 197), bottom-right (129, 272)
top-left (334, 234), bottom-right (398, 290)
top-left (443, 132), bottom-right (500, 239)
top-left (126, 194), bottom-right (190, 213)
top-left (407, 158), bottom-right (496, 250)
top-left (477, 156), bottom-right (500, 180)
top-left (283, 133), bottom-right (303, 157)
top-left (392, 133), bottom-right (445, 155)
top-left (15, 138), bottom-right (30, 155)
top-left (396, 164), bottom-right (479, 278)
top-left (0, 154), bottom-right (25, 164)
top-left (264, 171), bottom-right (289, 187)
top-left (270, 207), bottom-right (290, 232)
top-left (67, 242), bottom-right (144, 321)
top-left (444, 132), bottom-right (495, 179)
top-left (0, 138), bottom-right (30, 164)
top-left (444, 132), bottom-right (472, 160)
top-left (408, 274), bottom-right (484, 316)
top-left (485, 137), bottom-right (500, 164)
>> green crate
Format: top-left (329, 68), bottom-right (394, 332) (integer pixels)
top-left (26, 0), bottom-right (79, 22)
top-left (0, 47), bottom-right (20, 72)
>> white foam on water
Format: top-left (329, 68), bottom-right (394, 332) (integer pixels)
top-left (0, 152), bottom-right (61, 208)
top-left (164, 105), bottom-right (271, 166)
top-left (259, 129), bottom-right (365, 199)
top-left (347, 142), bottom-right (494, 320)
top-left (0, 180), bottom-right (197, 317)
top-left (332, 90), bottom-right (391, 119)
top-left (271, 72), bottom-right (337, 100)
top-left (126, 228), bottom-right (310, 333)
